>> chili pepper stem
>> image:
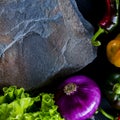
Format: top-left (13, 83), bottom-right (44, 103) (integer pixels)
top-left (113, 83), bottom-right (120, 95)
top-left (91, 27), bottom-right (106, 46)
top-left (116, 0), bottom-right (119, 13)
top-left (98, 107), bottom-right (114, 120)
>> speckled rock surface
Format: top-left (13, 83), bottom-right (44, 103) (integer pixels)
top-left (0, 0), bottom-right (97, 90)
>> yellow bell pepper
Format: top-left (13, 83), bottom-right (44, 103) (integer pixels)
top-left (106, 34), bottom-right (120, 67)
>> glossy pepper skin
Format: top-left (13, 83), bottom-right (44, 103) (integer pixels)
top-left (104, 73), bottom-right (120, 110)
top-left (91, 0), bottom-right (119, 46)
top-left (106, 34), bottom-right (120, 67)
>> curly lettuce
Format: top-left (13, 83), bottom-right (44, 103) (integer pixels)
top-left (0, 86), bottom-right (64, 120)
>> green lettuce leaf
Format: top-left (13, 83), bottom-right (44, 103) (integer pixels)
top-left (0, 86), bottom-right (64, 120)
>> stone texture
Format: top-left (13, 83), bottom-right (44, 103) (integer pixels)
top-left (0, 0), bottom-right (97, 90)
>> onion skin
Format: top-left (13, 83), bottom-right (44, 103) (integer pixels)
top-left (55, 75), bottom-right (101, 120)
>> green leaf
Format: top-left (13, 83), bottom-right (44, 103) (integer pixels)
top-left (0, 86), bottom-right (64, 120)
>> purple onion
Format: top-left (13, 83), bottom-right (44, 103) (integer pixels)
top-left (55, 75), bottom-right (101, 120)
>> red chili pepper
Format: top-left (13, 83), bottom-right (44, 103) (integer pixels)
top-left (91, 0), bottom-right (119, 46)
top-left (99, 0), bottom-right (114, 28)
top-left (118, 114), bottom-right (120, 120)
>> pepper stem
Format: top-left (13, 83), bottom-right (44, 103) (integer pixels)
top-left (116, 0), bottom-right (119, 14)
top-left (91, 27), bottom-right (106, 46)
top-left (64, 83), bottom-right (77, 95)
top-left (98, 107), bottom-right (114, 120)
top-left (113, 83), bottom-right (120, 95)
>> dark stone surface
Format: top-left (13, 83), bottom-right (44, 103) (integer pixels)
top-left (0, 0), bottom-right (97, 90)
